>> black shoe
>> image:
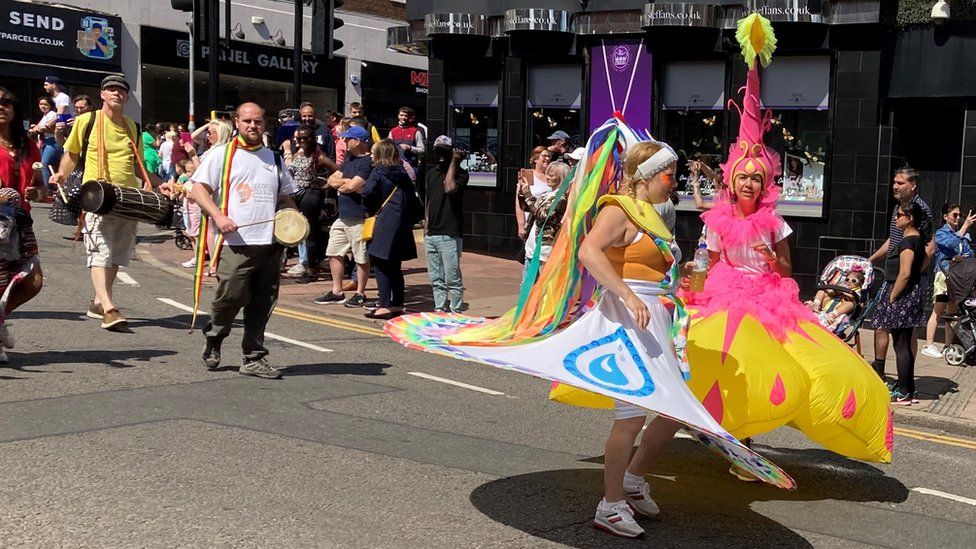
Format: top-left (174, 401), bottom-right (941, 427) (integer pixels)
top-left (313, 291), bottom-right (345, 304)
top-left (202, 338), bottom-right (221, 371)
top-left (364, 300), bottom-right (379, 310)
top-left (297, 272), bottom-right (316, 284)
top-left (364, 310), bottom-right (402, 320)
top-left (344, 293), bottom-right (366, 308)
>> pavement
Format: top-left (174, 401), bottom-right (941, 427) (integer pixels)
top-left (138, 225), bottom-right (976, 438)
top-left (2, 210), bottom-right (974, 547)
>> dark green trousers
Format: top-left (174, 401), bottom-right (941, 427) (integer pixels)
top-left (203, 244), bottom-right (282, 362)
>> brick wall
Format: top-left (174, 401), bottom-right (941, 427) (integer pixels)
top-left (343, 0), bottom-right (406, 20)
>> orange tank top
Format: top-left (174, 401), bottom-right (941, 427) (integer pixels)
top-left (606, 232), bottom-right (668, 283)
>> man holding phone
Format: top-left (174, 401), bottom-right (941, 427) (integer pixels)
top-left (423, 136), bottom-right (468, 313)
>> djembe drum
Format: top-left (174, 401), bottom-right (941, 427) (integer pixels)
top-left (80, 180), bottom-right (175, 226)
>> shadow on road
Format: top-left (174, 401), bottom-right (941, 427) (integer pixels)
top-left (11, 310), bottom-right (91, 322)
top-left (470, 438), bottom-right (909, 548)
top-left (280, 362), bottom-right (392, 376)
top-left (3, 349), bottom-right (178, 371)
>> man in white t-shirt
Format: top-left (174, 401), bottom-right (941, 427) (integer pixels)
top-left (190, 102), bottom-right (298, 379)
top-left (43, 76), bottom-right (72, 115)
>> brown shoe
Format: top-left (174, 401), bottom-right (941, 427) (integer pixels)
top-left (101, 309), bottom-right (128, 331)
top-left (86, 301), bottom-right (104, 320)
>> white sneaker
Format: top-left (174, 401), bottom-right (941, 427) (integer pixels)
top-left (593, 499), bottom-right (644, 538)
top-left (0, 323), bottom-right (13, 349)
top-left (287, 263), bottom-right (306, 276)
top-left (624, 481), bottom-right (660, 517)
top-left (181, 258), bottom-right (197, 268)
top-left (920, 345), bottom-right (942, 359)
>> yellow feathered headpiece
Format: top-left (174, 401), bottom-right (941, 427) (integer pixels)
top-left (736, 13), bottom-right (777, 70)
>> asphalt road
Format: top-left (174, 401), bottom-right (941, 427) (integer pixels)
top-left (1, 213), bottom-right (975, 548)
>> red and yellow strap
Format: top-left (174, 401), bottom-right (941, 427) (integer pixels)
top-left (189, 136), bottom-right (264, 330)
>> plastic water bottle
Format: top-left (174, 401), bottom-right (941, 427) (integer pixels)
top-left (689, 242), bottom-right (709, 292)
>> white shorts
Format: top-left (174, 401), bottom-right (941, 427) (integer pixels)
top-left (83, 213), bottom-right (138, 268)
top-left (613, 401), bottom-right (648, 421)
top-left (326, 217), bottom-right (369, 264)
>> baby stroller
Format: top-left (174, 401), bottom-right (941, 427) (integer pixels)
top-left (166, 201), bottom-right (193, 251)
top-left (942, 257), bottom-right (976, 366)
top-left (813, 255), bottom-right (884, 355)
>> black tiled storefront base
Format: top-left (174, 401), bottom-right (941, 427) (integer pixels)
top-left (831, 153), bottom-right (856, 183)
top-left (831, 182), bottom-right (876, 212)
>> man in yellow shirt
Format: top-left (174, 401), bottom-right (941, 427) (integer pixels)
top-left (52, 75), bottom-right (162, 332)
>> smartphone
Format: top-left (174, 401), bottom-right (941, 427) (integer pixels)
top-left (520, 168), bottom-right (534, 183)
top-left (56, 113), bottom-right (74, 124)
top-left (179, 131), bottom-right (192, 144)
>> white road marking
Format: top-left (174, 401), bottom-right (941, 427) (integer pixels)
top-left (912, 487), bottom-right (976, 506)
top-left (117, 272), bottom-right (139, 286)
top-left (157, 298), bottom-right (333, 353)
top-left (407, 372), bottom-right (505, 396)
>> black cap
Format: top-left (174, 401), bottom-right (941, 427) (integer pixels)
top-left (44, 75), bottom-right (61, 85)
top-left (100, 74), bottom-right (130, 92)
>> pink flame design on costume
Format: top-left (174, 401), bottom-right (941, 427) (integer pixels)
top-left (769, 374), bottom-right (786, 406)
top-left (703, 381), bottom-right (724, 423)
top-left (842, 390), bottom-right (858, 419)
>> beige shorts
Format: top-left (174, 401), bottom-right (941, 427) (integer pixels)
top-left (934, 270), bottom-right (948, 302)
top-left (326, 217), bottom-right (369, 264)
top-left (83, 213), bottom-right (138, 268)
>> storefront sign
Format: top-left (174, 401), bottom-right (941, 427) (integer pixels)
top-left (141, 26), bottom-right (344, 88)
top-left (641, 3), bottom-right (719, 28)
top-left (503, 9), bottom-right (573, 33)
top-left (0, 0), bottom-right (121, 68)
top-left (424, 13), bottom-right (487, 36)
top-left (724, 1), bottom-right (824, 27)
top-left (588, 38), bottom-right (653, 132)
top-left (361, 61), bottom-right (429, 98)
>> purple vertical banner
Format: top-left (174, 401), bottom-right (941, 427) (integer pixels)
top-left (588, 38), bottom-right (653, 132)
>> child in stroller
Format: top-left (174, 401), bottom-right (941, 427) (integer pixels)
top-left (807, 265), bottom-right (866, 333)
top-left (807, 255), bottom-right (883, 354)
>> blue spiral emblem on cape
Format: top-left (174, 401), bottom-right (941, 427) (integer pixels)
top-left (563, 327), bottom-right (655, 396)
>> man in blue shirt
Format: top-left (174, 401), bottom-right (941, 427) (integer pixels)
top-left (316, 125), bottom-right (373, 307)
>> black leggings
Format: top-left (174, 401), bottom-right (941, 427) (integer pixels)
top-left (891, 327), bottom-right (916, 395)
top-left (371, 255), bottom-right (404, 308)
top-left (296, 188), bottom-right (326, 267)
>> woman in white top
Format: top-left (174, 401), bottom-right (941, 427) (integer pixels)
top-left (30, 97), bottom-right (59, 190)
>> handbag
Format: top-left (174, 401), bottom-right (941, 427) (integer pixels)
top-left (49, 113), bottom-right (97, 225)
top-left (362, 188), bottom-right (397, 242)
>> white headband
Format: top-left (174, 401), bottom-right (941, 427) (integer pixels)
top-left (634, 143), bottom-right (678, 181)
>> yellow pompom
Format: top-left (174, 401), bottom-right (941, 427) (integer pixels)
top-left (736, 13), bottom-right (777, 69)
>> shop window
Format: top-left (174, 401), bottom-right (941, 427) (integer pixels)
top-left (449, 81), bottom-right (500, 187)
top-left (526, 64), bottom-right (583, 156)
top-left (762, 56), bottom-right (831, 217)
top-left (662, 61), bottom-right (727, 211)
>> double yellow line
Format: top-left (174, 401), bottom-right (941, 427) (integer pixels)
top-left (894, 427), bottom-right (976, 451)
top-left (273, 305), bottom-right (387, 337)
